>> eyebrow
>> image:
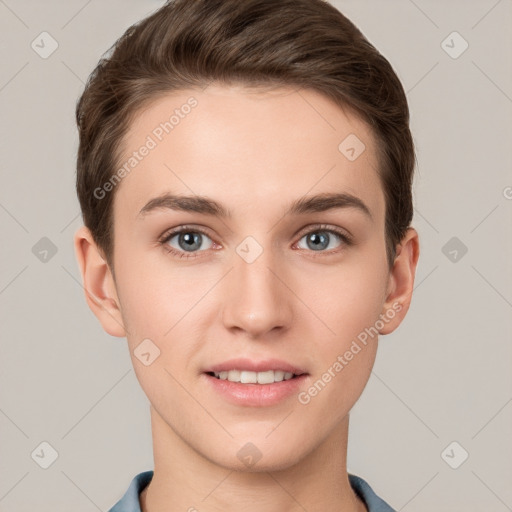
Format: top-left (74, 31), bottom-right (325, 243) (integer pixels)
top-left (138, 191), bottom-right (373, 221)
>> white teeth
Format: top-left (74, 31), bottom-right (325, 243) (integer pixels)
top-left (240, 370), bottom-right (257, 384)
top-left (272, 370), bottom-right (285, 382)
top-left (257, 370), bottom-right (275, 384)
top-left (227, 370), bottom-right (240, 382)
top-left (212, 369), bottom-right (297, 384)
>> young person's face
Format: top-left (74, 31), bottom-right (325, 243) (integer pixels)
top-left (75, 84), bottom-right (418, 471)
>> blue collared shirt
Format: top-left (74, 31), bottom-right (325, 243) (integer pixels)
top-left (108, 470), bottom-right (396, 511)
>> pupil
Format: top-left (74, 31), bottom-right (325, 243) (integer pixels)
top-left (181, 232), bottom-right (201, 251)
top-left (308, 232), bottom-right (328, 251)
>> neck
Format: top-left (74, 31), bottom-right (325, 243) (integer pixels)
top-left (140, 406), bottom-right (367, 512)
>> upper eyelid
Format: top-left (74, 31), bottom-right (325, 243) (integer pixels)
top-left (295, 224), bottom-right (351, 239)
top-left (159, 225), bottom-right (212, 243)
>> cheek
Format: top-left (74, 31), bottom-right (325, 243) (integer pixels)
top-left (115, 265), bottom-right (197, 405)
top-left (301, 256), bottom-right (388, 341)
top-left (114, 255), bottom-right (210, 385)
top-left (114, 248), bottom-right (191, 338)
top-left (297, 252), bottom-right (388, 396)
top-left (297, 269), bottom-right (384, 417)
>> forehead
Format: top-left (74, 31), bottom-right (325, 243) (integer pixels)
top-left (113, 84), bottom-right (384, 223)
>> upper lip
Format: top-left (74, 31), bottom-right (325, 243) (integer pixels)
top-left (204, 358), bottom-right (308, 375)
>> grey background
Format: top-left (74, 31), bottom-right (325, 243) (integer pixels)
top-left (0, 0), bottom-right (511, 510)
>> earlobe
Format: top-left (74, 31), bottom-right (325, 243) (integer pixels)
top-left (378, 227), bottom-right (420, 335)
top-left (73, 225), bottom-right (126, 338)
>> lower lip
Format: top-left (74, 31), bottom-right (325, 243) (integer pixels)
top-left (203, 373), bottom-right (309, 407)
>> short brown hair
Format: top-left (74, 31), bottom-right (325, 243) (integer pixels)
top-left (75, 0), bottom-right (416, 272)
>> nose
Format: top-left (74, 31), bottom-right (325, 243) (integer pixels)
top-left (220, 245), bottom-right (293, 338)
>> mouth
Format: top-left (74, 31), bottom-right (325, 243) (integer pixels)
top-left (203, 358), bottom-right (308, 385)
top-left (205, 369), bottom-right (305, 385)
top-left (202, 367), bottom-right (309, 407)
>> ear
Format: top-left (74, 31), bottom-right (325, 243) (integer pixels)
top-left (73, 225), bottom-right (126, 338)
top-left (378, 227), bottom-right (420, 335)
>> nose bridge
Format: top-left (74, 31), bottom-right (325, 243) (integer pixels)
top-left (221, 237), bottom-right (291, 335)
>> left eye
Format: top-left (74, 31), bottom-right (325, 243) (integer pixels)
top-left (296, 229), bottom-right (348, 252)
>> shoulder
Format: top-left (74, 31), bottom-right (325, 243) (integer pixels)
top-left (348, 473), bottom-right (397, 512)
top-left (108, 470), bottom-right (154, 512)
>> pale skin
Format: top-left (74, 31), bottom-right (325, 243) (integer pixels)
top-left (74, 84), bottom-right (419, 512)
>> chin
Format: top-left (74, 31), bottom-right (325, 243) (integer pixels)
top-left (205, 437), bottom-right (310, 474)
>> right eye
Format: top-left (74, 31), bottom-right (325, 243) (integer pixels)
top-left (159, 227), bottom-right (216, 259)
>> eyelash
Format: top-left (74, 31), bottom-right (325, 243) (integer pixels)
top-left (158, 224), bottom-right (353, 260)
